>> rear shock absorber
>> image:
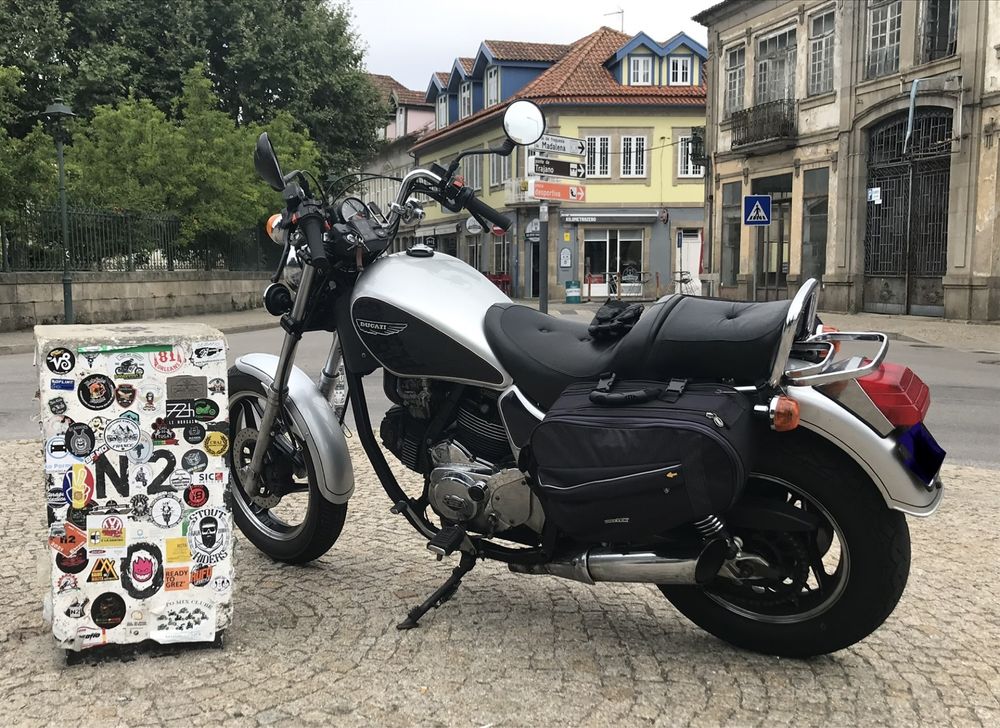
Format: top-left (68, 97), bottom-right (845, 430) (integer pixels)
top-left (693, 514), bottom-right (726, 540)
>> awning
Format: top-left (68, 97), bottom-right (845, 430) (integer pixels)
top-left (560, 210), bottom-right (660, 224)
top-left (414, 222), bottom-right (463, 237)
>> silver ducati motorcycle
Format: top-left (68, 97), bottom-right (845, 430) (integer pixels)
top-left (229, 101), bottom-right (945, 657)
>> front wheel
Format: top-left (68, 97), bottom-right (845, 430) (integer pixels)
top-left (661, 431), bottom-right (911, 657)
top-left (227, 370), bottom-right (347, 564)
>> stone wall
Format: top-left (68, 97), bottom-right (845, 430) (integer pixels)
top-left (0, 270), bottom-right (270, 331)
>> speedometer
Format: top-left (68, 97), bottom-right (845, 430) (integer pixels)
top-left (340, 197), bottom-right (368, 221)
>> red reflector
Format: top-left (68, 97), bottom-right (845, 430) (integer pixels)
top-left (858, 362), bottom-right (930, 427)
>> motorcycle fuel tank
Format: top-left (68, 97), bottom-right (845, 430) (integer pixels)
top-left (350, 251), bottom-right (513, 388)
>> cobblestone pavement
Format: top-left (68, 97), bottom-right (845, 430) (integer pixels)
top-left (1, 438), bottom-right (998, 728)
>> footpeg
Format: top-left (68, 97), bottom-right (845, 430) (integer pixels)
top-left (427, 525), bottom-right (465, 557)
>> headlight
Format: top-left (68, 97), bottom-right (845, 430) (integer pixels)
top-left (281, 247), bottom-right (302, 291)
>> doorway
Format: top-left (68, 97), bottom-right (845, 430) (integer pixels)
top-left (584, 228), bottom-right (643, 298)
top-left (526, 241), bottom-right (540, 298)
top-left (752, 174), bottom-right (792, 301)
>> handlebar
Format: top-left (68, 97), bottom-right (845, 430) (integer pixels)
top-left (297, 210), bottom-right (329, 273)
top-left (458, 188), bottom-right (512, 232)
top-left (387, 168), bottom-right (511, 233)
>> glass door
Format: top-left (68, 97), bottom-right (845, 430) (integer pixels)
top-left (584, 229), bottom-right (609, 298)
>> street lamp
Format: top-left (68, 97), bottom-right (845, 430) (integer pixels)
top-left (42, 98), bottom-right (76, 324)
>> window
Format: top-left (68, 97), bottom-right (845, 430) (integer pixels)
top-left (669, 56), bottom-right (692, 85)
top-left (486, 66), bottom-right (500, 107)
top-left (467, 235), bottom-right (482, 271)
top-left (395, 106), bottom-right (405, 135)
top-left (500, 151), bottom-right (511, 182)
top-left (866, 0), bottom-right (901, 79)
top-left (809, 10), bottom-right (835, 95)
top-left (620, 135), bottom-right (647, 178)
top-left (629, 56), bottom-right (652, 85)
top-left (489, 147), bottom-right (511, 186)
top-left (586, 135), bottom-right (610, 177)
top-left (756, 28), bottom-right (797, 104)
top-left (802, 168), bottom-right (830, 282)
top-left (463, 153), bottom-right (482, 191)
top-left (921, 0), bottom-right (958, 63)
top-left (721, 182), bottom-right (741, 286)
top-left (724, 46), bottom-right (745, 117)
top-left (677, 136), bottom-right (704, 178)
top-left (493, 234), bottom-right (509, 274)
top-left (459, 82), bottom-right (472, 119)
top-left (436, 95), bottom-right (448, 128)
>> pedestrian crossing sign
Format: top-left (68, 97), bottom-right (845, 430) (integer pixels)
top-left (743, 195), bottom-right (772, 226)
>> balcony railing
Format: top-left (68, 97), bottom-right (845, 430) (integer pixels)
top-left (730, 99), bottom-right (797, 148)
top-left (505, 178), bottom-right (533, 206)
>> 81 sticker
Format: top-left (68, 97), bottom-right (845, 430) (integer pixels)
top-left (149, 349), bottom-right (186, 374)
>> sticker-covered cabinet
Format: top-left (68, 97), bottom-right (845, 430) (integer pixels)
top-left (36, 323), bottom-right (234, 650)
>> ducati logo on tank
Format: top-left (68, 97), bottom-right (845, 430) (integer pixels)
top-left (355, 319), bottom-right (407, 336)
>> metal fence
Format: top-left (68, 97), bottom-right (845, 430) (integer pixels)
top-left (0, 204), bottom-right (278, 273)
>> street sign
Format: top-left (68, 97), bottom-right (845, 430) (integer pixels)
top-left (531, 155), bottom-right (586, 180)
top-left (531, 180), bottom-right (587, 203)
top-left (465, 216), bottom-right (483, 234)
top-left (531, 134), bottom-right (587, 158)
top-left (743, 195), bottom-right (772, 226)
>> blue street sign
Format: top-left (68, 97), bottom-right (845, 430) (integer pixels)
top-left (743, 195), bottom-right (772, 226)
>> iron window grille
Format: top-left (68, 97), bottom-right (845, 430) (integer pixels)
top-left (755, 28), bottom-right (797, 104)
top-left (725, 46), bottom-right (746, 117)
top-left (808, 10), bottom-right (835, 96)
top-left (620, 136), bottom-right (647, 178)
top-left (866, 0), bottom-right (901, 79)
top-left (678, 136), bottom-right (705, 178)
top-left (586, 135), bottom-right (610, 177)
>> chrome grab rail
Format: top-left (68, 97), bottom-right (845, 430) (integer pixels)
top-left (767, 278), bottom-right (819, 388)
top-left (784, 331), bottom-right (890, 386)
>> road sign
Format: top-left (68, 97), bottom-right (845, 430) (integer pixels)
top-left (465, 216), bottom-right (483, 234)
top-left (531, 180), bottom-right (587, 203)
top-left (531, 134), bottom-right (587, 157)
top-left (743, 195), bottom-right (772, 226)
top-left (531, 155), bottom-right (586, 180)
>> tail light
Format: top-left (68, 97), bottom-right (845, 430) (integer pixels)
top-left (857, 362), bottom-right (930, 427)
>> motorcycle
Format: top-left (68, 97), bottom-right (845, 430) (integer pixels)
top-left (228, 100), bottom-right (945, 657)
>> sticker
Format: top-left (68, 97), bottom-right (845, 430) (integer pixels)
top-left (141, 384), bottom-right (162, 412)
top-left (190, 565), bottom-right (213, 587)
top-left (91, 592), bottom-right (126, 629)
top-left (79, 351), bottom-right (101, 367)
top-left (78, 374), bottom-right (115, 410)
top-left (104, 417), bottom-right (141, 452)
top-left (62, 464), bottom-right (95, 508)
top-left (48, 397), bottom-right (68, 415)
top-left (204, 431), bottom-right (229, 456)
top-left (151, 420), bottom-right (178, 446)
top-left (56, 547), bottom-right (88, 574)
top-left (183, 483), bottom-right (209, 508)
top-left (165, 566), bottom-right (190, 591)
top-left (153, 600), bottom-right (215, 643)
top-left (115, 383), bottom-right (137, 408)
top-left (193, 469), bottom-right (228, 486)
top-left (50, 378), bottom-right (75, 391)
top-left (66, 505), bottom-right (90, 530)
top-left (87, 557), bottom-right (119, 582)
top-left (120, 411), bottom-right (140, 425)
top-left (149, 349), bottom-right (186, 374)
top-left (127, 432), bottom-right (154, 464)
top-left (82, 443), bottom-right (109, 465)
top-left (88, 515), bottom-right (126, 548)
top-left (42, 415), bottom-right (74, 440)
top-left (64, 423), bottom-right (96, 458)
top-left (190, 341), bottom-right (226, 368)
top-left (208, 378), bottom-right (226, 395)
top-left (165, 537), bottom-right (192, 563)
top-left (56, 574), bottom-right (79, 593)
top-left (181, 449), bottom-right (208, 474)
top-left (108, 353), bottom-right (145, 380)
top-left (45, 436), bottom-right (76, 472)
top-left (88, 417), bottom-right (107, 440)
top-left (194, 398), bottom-right (220, 422)
top-left (165, 399), bottom-right (196, 426)
top-left (47, 478), bottom-right (69, 506)
top-left (167, 375), bottom-right (207, 400)
top-left (150, 494), bottom-right (184, 529)
top-left (90, 500), bottom-right (129, 516)
top-left (187, 508), bottom-right (230, 565)
top-left (121, 542), bottom-right (164, 599)
top-left (183, 424), bottom-right (206, 444)
top-left (130, 494), bottom-right (150, 519)
top-left (64, 596), bottom-right (90, 619)
top-left (212, 576), bottom-right (232, 594)
top-left (45, 347), bottom-right (76, 374)
top-left (131, 464), bottom-right (154, 490)
top-left (170, 471), bottom-right (192, 490)
top-left (75, 626), bottom-right (107, 648)
top-left (49, 522), bottom-right (87, 557)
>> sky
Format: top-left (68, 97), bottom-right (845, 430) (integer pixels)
top-left (346, 0), bottom-right (719, 92)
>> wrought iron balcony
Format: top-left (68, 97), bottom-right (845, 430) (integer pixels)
top-left (730, 99), bottom-right (797, 149)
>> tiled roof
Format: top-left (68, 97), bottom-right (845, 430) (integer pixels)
top-left (692, 0), bottom-right (753, 25)
top-left (434, 71), bottom-right (450, 86)
top-left (367, 73), bottom-right (408, 99)
top-left (483, 40), bottom-right (570, 63)
top-left (457, 57), bottom-right (474, 74)
top-left (393, 88), bottom-right (432, 107)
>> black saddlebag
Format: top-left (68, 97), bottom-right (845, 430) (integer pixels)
top-left (527, 378), bottom-right (753, 543)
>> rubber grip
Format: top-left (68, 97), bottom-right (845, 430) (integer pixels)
top-left (298, 213), bottom-right (329, 271)
top-left (464, 192), bottom-right (512, 232)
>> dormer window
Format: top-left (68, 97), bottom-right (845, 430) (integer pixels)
top-left (460, 82), bottom-right (472, 119)
top-left (436, 94), bottom-right (448, 128)
top-left (486, 66), bottom-right (500, 107)
top-left (669, 56), bottom-right (692, 85)
top-left (629, 56), bottom-right (652, 85)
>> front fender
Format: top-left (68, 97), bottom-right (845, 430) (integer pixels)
top-left (234, 353), bottom-right (354, 504)
top-left (787, 385), bottom-right (943, 516)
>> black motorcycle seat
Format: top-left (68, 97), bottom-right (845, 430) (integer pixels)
top-left (484, 295), bottom-right (793, 409)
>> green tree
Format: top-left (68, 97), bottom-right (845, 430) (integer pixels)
top-left (0, 67), bottom-right (56, 219)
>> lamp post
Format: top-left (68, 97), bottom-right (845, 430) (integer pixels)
top-left (42, 98), bottom-right (76, 324)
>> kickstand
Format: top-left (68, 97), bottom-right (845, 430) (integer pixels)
top-left (396, 551), bottom-right (477, 630)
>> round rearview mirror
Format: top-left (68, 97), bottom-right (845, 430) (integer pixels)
top-left (254, 132), bottom-right (285, 192)
top-left (502, 100), bottom-right (546, 146)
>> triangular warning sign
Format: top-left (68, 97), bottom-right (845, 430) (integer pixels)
top-left (747, 201), bottom-right (768, 223)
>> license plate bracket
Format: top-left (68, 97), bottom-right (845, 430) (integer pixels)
top-left (897, 422), bottom-right (946, 488)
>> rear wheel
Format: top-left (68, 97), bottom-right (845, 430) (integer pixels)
top-left (227, 370), bottom-right (347, 564)
top-left (660, 432), bottom-right (911, 657)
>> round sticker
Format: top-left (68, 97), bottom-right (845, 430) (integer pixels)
top-left (130, 494), bottom-right (150, 519)
top-left (149, 493), bottom-right (183, 528)
top-left (204, 431), bottom-right (230, 456)
top-left (187, 507), bottom-right (231, 565)
top-left (183, 423), bottom-right (206, 445)
top-left (61, 464), bottom-right (95, 509)
top-left (115, 383), bottom-right (137, 408)
top-left (45, 347), bottom-right (76, 374)
top-left (141, 384), bottom-right (162, 413)
top-left (170, 470), bottom-right (192, 490)
top-left (91, 592), bottom-right (126, 629)
top-left (127, 432), bottom-right (153, 464)
top-left (121, 542), bottom-right (164, 600)
top-left (193, 398), bottom-right (220, 422)
top-left (56, 547), bottom-right (88, 574)
top-left (64, 423), bottom-right (96, 458)
top-left (181, 449), bottom-right (208, 474)
top-left (184, 483), bottom-right (209, 508)
top-left (149, 349), bottom-right (186, 374)
top-left (208, 378), bottom-right (226, 395)
top-left (108, 353), bottom-right (145, 380)
top-left (78, 374), bottom-right (115, 410)
top-left (104, 417), bottom-right (141, 452)
top-left (190, 565), bottom-right (213, 587)
top-left (131, 463), bottom-right (154, 491)
top-left (88, 417), bottom-right (107, 440)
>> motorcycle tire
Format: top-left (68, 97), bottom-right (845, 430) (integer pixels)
top-left (660, 429), bottom-right (911, 658)
top-left (227, 371), bottom-right (347, 565)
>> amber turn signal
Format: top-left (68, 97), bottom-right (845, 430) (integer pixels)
top-left (771, 395), bottom-right (800, 432)
top-left (265, 213), bottom-right (284, 244)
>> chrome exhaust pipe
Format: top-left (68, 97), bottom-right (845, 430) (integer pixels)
top-left (510, 541), bottom-right (727, 586)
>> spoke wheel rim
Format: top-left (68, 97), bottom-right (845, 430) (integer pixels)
top-left (705, 473), bottom-right (851, 625)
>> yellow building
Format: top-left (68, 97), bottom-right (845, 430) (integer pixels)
top-left (405, 27), bottom-right (708, 300)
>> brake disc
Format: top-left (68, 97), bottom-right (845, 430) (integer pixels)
top-left (233, 427), bottom-right (283, 509)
